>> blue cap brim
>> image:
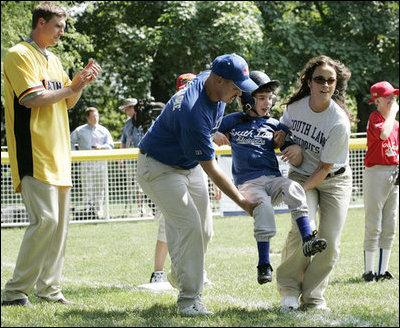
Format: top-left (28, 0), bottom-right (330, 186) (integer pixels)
top-left (233, 78), bottom-right (258, 92)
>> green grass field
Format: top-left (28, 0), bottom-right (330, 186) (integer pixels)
top-left (1, 208), bottom-right (399, 327)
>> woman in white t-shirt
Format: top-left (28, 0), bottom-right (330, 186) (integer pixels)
top-left (276, 55), bottom-right (357, 311)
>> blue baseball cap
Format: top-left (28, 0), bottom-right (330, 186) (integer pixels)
top-left (211, 54), bottom-right (258, 92)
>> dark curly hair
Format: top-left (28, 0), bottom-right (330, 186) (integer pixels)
top-left (284, 55), bottom-right (357, 123)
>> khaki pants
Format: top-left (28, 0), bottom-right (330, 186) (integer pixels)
top-left (276, 167), bottom-right (352, 307)
top-left (3, 176), bottom-right (71, 302)
top-left (137, 154), bottom-right (213, 310)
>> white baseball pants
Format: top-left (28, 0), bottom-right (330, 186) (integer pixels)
top-left (363, 165), bottom-right (399, 251)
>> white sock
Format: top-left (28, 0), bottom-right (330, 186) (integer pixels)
top-left (378, 248), bottom-right (392, 275)
top-left (364, 250), bottom-right (376, 273)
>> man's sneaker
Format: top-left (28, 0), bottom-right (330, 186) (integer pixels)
top-left (362, 271), bottom-right (376, 282)
top-left (376, 271), bottom-right (395, 281)
top-left (179, 301), bottom-right (214, 316)
top-left (302, 231), bottom-right (327, 257)
top-left (257, 262), bottom-right (273, 284)
top-left (150, 271), bottom-right (166, 283)
top-left (2, 298), bottom-right (32, 307)
top-left (280, 296), bottom-right (299, 310)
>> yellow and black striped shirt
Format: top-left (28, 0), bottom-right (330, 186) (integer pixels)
top-left (4, 39), bottom-right (72, 192)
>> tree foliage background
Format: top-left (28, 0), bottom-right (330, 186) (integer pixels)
top-left (1, 1), bottom-right (399, 145)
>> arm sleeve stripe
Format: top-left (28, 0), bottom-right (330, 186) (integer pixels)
top-left (18, 85), bottom-right (45, 102)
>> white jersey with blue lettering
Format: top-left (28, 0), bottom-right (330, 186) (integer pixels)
top-left (280, 96), bottom-right (350, 175)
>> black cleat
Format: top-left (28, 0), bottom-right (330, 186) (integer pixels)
top-left (257, 262), bottom-right (273, 284)
top-left (362, 271), bottom-right (376, 282)
top-left (302, 231), bottom-right (327, 257)
top-left (375, 271), bottom-right (395, 281)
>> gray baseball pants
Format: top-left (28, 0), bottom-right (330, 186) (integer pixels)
top-left (137, 154), bottom-right (213, 310)
top-left (238, 175), bottom-right (308, 242)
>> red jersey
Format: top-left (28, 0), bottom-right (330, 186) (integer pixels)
top-left (364, 110), bottom-right (399, 167)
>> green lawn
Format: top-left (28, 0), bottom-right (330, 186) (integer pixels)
top-left (1, 208), bottom-right (399, 327)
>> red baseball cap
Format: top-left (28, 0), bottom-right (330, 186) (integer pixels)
top-left (176, 73), bottom-right (196, 91)
top-left (367, 81), bottom-right (399, 103)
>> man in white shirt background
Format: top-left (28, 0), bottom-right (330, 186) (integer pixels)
top-left (70, 107), bottom-right (114, 219)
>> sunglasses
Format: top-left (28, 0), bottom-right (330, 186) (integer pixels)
top-left (312, 76), bottom-right (336, 85)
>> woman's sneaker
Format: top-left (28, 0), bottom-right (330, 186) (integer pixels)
top-left (150, 271), bottom-right (166, 283)
top-left (302, 231), bottom-right (327, 257)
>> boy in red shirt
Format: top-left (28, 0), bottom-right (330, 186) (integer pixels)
top-left (363, 81), bottom-right (399, 282)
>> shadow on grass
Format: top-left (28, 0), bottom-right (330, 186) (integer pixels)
top-left (329, 276), bottom-right (364, 285)
top-left (59, 303), bottom-right (310, 327)
top-left (65, 284), bottom-right (137, 296)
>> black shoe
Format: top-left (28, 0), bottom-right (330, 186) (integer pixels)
top-left (376, 271), bottom-right (395, 281)
top-left (362, 271), bottom-right (376, 282)
top-left (257, 262), bottom-right (273, 284)
top-left (302, 231), bottom-right (327, 257)
top-left (2, 298), bottom-right (32, 306)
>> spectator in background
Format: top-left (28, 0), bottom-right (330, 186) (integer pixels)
top-left (70, 107), bottom-right (114, 219)
top-left (176, 73), bottom-right (196, 91)
top-left (2, 1), bottom-right (101, 306)
top-left (119, 98), bottom-right (154, 217)
top-left (120, 98), bottom-right (144, 149)
top-left (362, 81), bottom-right (399, 282)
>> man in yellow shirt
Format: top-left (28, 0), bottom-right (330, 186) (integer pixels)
top-left (2, 1), bottom-right (101, 306)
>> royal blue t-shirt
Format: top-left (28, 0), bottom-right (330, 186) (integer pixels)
top-left (218, 112), bottom-right (291, 186)
top-left (139, 71), bottom-right (225, 169)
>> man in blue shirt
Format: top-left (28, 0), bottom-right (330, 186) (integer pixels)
top-left (120, 98), bottom-right (144, 149)
top-left (138, 54), bottom-right (259, 316)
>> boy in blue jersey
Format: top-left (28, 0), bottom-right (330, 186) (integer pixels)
top-left (137, 54), bottom-right (260, 316)
top-left (218, 71), bottom-right (327, 285)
